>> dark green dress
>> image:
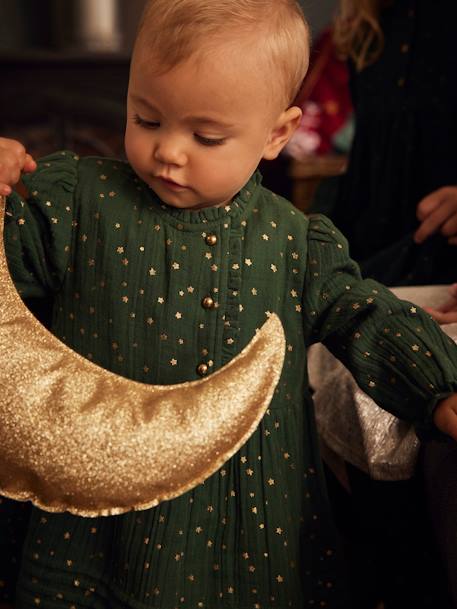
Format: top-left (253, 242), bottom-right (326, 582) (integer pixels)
top-left (2, 152), bottom-right (457, 609)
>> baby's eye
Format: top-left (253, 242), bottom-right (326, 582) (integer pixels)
top-left (195, 134), bottom-right (226, 147)
top-left (133, 114), bottom-right (160, 129)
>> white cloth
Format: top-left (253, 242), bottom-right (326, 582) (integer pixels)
top-left (309, 285), bottom-right (457, 480)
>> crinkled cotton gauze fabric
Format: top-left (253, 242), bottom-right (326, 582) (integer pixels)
top-left (2, 152), bottom-right (457, 609)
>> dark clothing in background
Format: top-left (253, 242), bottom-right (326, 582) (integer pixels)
top-left (319, 0), bottom-right (457, 286)
top-left (424, 438), bottom-right (457, 607)
top-left (313, 1), bottom-right (457, 607)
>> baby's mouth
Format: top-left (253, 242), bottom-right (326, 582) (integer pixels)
top-left (156, 175), bottom-right (188, 190)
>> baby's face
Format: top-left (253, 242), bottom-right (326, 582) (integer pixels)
top-left (125, 40), bottom-right (295, 209)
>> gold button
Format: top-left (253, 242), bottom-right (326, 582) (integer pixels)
top-left (197, 363), bottom-right (208, 377)
top-left (401, 43), bottom-right (409, 53)
top-left (202, 296), bottom-right (215, 309)
top-left (205, 234), bottom-right (217, 246)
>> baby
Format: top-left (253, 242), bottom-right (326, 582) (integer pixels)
top-left (1, 1), bottom-right (457, 608)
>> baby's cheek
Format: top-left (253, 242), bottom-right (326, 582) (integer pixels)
top-left (125, 142), bottom-right (145, 173)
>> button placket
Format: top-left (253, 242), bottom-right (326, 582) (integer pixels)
top-left (196, 230), bottom-right (220, 376)
top-left (196, 363), bottom-right (209, 377)
top-left (205, 234), bottom-right (217, 246)
top-left (396, 1), bottom-right (415, 90)
top-left (202, 296), bottom-right (215, 310)
top-left (221, 227), bottom-right (243, 366)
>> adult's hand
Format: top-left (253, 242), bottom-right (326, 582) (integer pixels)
top-left (414, 186), bottom-right (457, 245)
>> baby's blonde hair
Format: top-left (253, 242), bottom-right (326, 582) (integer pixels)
top-left (134, 0), bottom-right (310, 109)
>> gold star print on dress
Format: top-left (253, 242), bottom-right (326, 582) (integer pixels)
top-left (0, 196), bottom-right (285, 517)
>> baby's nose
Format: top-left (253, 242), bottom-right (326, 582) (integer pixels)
top-left (154, 139), bottom-right (187, 166)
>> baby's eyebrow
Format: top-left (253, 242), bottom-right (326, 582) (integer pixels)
top-left (130, 95), bottom-right (159, 113)
top-left (130, 94), bottom-right (236, 130)
top-left (187, 116), bottom-right (236, 130)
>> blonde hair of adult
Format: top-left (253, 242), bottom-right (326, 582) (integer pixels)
top-left (334, 0), bottom-right (389, 71)
top-left (134, 0), bottom-right (310, 109)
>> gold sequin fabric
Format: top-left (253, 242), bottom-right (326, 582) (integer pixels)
top-left (2, 152), bottom-right (457, 609)
top-left (0, 192), bottom-right (285, 514)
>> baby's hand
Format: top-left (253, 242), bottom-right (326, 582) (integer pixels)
top-left (434, 394), bottom-right (457, 441)
top-left (423, 283), bottom-right (457, 325)
top-left (0, 137), bottom-right (37, 196)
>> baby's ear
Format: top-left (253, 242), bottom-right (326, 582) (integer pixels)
top-left (262, 106), bottom-right (302, 160)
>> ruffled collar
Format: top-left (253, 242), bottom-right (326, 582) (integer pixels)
top-left (146, 170), bottom-right (262, 226)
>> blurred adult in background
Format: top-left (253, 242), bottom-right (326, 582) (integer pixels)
top-left (323, 0), bottom-right (457, 286)
top-left (310, 1), bottom-right (457, 608)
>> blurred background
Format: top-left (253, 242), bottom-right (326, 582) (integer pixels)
top-left (0, 0), bottom-right (344, 209)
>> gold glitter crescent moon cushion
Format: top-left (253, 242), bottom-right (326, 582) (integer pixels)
top-left (0, 197), bottom-right (285, 517)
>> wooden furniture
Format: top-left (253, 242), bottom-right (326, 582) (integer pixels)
top-left (288, 154), bottom-right (347, 212)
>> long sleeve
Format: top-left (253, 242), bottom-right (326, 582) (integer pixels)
top-left (303, 214), bottom-right (457, 434)
top-left (4, 151), bottom-right (78, 299)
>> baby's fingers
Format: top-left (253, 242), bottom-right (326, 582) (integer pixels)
top-left (0, 137), bottom-right (33, 186)
top-left (0, 152), bottom-right (36, 195)
top-left (434, 397), bottom-right (457, 442)
top-left (423, 306), bottom-right (457, 325)
top-left (23, 153), bottom-right (37, 174)
top-left (0, 155), bottom-right (21, 184)
top-left (0, 183), bottom-right (12, 196)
